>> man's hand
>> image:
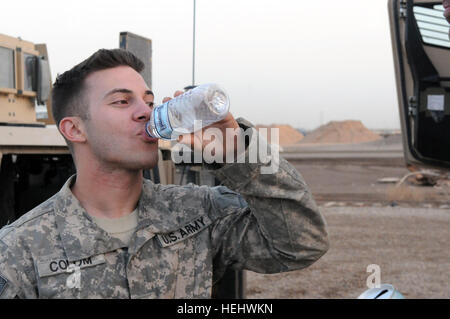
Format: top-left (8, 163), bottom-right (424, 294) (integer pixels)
top-left (162, 91), bottom-right (242, 163)
top-left (444, 0), bottom-right (450, 24)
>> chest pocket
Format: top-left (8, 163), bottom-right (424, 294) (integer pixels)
top-left (145, 215), bottom-right (213, 298)
top-left (35, 254), bottom-right (106, 298)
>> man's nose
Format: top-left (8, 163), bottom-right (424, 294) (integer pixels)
top-left (132, 99), bottom-right (152, 122)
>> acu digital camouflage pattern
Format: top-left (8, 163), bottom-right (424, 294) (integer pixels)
top-left (0, 119), bottom-right (329, 298)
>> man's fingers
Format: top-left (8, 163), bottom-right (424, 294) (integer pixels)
top-left (178, 132), bottom-right (206, 152)
top-left (174, 90), bottom-right (184, 97)
top-left (162, 90), bottom-right (184, 104)
top-left (177, 133), bottom-right (194, 146)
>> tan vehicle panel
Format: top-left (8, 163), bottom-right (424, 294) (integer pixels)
top-left (0, 33), bottom-right (45, 125)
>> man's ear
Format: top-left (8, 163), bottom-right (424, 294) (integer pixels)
top-left (59, 117), bottom-right (87, 144)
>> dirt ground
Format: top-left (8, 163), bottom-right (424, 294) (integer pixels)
top-left (289, 159), bottom-right (449, 206)
top-left (245, 159), bottom-right (450, 299)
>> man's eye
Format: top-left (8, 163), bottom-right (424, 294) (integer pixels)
top-left (147, 102), bottom-right (154, 108)
top-left (113, 100), bottom-right (128, 105)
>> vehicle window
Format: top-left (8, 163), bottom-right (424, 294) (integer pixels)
top-left (23, 53), bottom-right (36, 91)
top-left (0, 46), bottom-right (15, 89)
top-left (413, 4), bottom-right (450, 49)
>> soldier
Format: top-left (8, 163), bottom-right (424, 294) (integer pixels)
top-left (0, 49), bottom-right (328, 298)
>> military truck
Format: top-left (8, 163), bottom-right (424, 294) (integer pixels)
top-left (389, 0), bottom-right (450, 171)
top-left (0, 33), bottom-right (75, 227)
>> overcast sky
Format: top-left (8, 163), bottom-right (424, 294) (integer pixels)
top-left (2, 0), bottom-right (401, 130)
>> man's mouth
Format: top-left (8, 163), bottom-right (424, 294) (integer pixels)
top-left (140, 129), bottom-right (159, 143)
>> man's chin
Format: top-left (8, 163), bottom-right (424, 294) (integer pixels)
top-left (142, 162), bottom-right (159, 170)
top-left (138, 158), bottom-right (159, 170)
top-left (120, 155), bottom-right (159, 171)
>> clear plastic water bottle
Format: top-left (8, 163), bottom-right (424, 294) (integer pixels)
top-left (145, 83), bottom-right (230, 140)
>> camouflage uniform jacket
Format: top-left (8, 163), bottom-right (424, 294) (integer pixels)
top-left (0, 119), bottom-right (329, 298)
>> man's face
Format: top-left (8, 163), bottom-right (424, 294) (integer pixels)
top-left (81, 66), bottom-right (159, 170)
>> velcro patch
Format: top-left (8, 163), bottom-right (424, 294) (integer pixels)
top-left (37, 254), bottom-right (106, 278)
top-left (0, 274), bottom-right (7, 296)
top-left (156, 215), bottom-right (212, 247)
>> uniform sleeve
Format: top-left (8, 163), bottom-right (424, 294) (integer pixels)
top-left (205, 118), bottom-right (329, 279)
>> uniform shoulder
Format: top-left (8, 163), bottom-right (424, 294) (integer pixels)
top-left (143, 179), bottom-right (247, 217)
top-left (0, 194), bottom-right (56, 244)
top-left (144, 179), bottom-right (246, 202)
top-left (145, 179), bottom-right (211, 197)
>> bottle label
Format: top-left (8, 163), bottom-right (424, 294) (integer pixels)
top-left (154, 103), bottom-right (173, 139)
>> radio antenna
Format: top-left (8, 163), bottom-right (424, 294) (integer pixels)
top-left (192, 0), bottom-right (196, 86)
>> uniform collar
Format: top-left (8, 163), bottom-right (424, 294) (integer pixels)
top-left (137, 180), bottom-right (208, 234)
top-left (53, 175), bottom-right (193, 261)
top-left (129, 179), bottom-right (202, 255)
top-left (136, 180), bottom-right (186, 233)
top-left (54, 175), bottom-right (129, 261)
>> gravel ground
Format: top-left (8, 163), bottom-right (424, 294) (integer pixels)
top-left (245, 206), bottom-right (450, 299)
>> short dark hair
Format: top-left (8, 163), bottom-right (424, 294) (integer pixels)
top-left (51, 48), bottom-right (145, 131)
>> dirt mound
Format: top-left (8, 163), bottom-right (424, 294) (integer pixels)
top-left (300, 120), bottom-right (381, 144)
top-left (255, 124), bottom-right (304, 146)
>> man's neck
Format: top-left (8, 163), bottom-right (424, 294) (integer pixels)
top-left (71, 165), bottom-right (144, 219)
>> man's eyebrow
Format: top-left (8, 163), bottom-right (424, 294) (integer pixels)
top-left (103, 88), bottom-right (154, 99)
top-left (103, 88), bottom-right (133, 99)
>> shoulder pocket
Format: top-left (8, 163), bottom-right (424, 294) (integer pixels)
top-left (210, 186), bottom-right (248, 213)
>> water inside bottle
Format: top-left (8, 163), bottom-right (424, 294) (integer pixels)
top-left (146, 83), bottom-right (229, 140)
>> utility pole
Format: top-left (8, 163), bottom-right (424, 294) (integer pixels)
top-left (192, 0), bottom-right (196, 86)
